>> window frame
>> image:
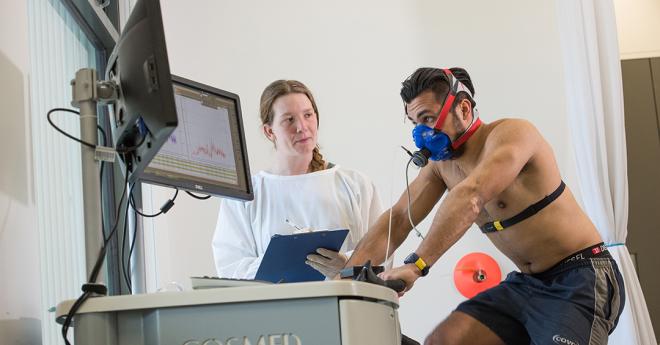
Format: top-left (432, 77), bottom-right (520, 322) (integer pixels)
top-left (57, 0), bottom-right (128, 296)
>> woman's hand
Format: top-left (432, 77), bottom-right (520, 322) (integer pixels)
top-left (306, 248), bottom-right (348, 279)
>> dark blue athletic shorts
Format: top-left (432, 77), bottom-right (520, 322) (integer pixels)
top-left (455, 243), bottom-right (625, 345)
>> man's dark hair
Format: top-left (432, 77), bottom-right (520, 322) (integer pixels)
top-left (400, 67), bottom-right (476, 113)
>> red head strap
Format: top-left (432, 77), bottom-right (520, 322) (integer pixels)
top-left (432, 68), bottom-right (481, 149)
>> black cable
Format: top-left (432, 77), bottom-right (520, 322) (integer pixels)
top-left (129, 193), bottom-right (161, 217)
top-left (98, 168), bottom-right (131, 265)
top-left (185, 191), bottom-right (211, 200)
top-left (122, 183), bottom-right (138, 292)
top-left (48, 108), bottom-right (110, 151)
top-left (129, 187), bottom-right (179, 218)
top-left (47, 107), bottom-right (145, 278)
top-left (401, 145), bottom-right (414, 157)
top-left (47, 108), bottom-right (96, 148)
top-left (127, 206), bottom-right (138, 293)
top-left (60, 290), bottom-right (91, 345)
top-left (120, 185), bottom-right (179, 293)
top-left (48, 107), bottom-right (109, 204)
top-left (98, 126), bottom-right (107, 231)
top-left (120, 184), bottom-right (180, 293)
top-left (49, 107), bottom-right (147, 156)
top-left (116, 134), bottom-right (147, 153)
top-left (121, 185), bottom-right (132, 294)
top-left (98, 126), bottom-right (107, 147)
top-left (51, 107), bottom-right (148, 343)
top-left (90, 165), bottom-right (130, 281)
top-left (61, 165), bottom-right (130, 345)
top-left (52, 108), bottom-right (111, 345)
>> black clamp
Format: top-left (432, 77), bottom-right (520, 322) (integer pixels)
top-left (82, 283), bottom-right (108, 296)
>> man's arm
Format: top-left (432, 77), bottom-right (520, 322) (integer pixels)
top-left (382, 120), bottom-right (542, 288)
top-left (345, 162), bottom-right (446, 268)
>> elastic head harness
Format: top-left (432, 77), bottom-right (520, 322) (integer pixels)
top-left (432, 68), bottom-right (482, 150)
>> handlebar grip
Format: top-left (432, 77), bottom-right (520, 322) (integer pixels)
top-left (401, 334), bottom-right (421, 345)
top-left (385, 279), bottom-right (406, 293)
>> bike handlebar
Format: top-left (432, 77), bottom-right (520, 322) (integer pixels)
top-left (384, 279), bottom-right (406, 293)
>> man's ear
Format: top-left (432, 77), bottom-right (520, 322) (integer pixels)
top-left (263, 124), bottom-right (275, 142)
top-left (458, 98), bottom-right (472, 120)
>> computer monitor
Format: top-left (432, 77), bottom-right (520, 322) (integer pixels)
top-left (102, 0), bottom-right (252, 200)
top-left (140, 76), bottom-right (253, 200)
top-left (105, 0), bottom-right (177, 184)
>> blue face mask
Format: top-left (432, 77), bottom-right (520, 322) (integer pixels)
top-left (412, 125), bottom-right (454, 161)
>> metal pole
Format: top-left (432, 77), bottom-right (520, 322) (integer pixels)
top-left (71, 68), bottom-right (104, 281)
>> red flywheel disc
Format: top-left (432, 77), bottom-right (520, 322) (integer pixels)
top-left (453, 252), bottom-right (502, 298)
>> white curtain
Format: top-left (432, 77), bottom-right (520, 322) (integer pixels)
top-left (556, 0), bottom-right (657, 344)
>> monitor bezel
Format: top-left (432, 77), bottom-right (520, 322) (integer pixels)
top-left (138, 75), bottom-right (253, 201)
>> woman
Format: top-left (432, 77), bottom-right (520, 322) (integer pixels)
top-left (212, 79), bottom-right (383, 279)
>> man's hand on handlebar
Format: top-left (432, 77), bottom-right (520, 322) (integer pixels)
top-left (378, 264), bottom-right (422, 297)
top-left (341, 261), bottom-right (406, 294)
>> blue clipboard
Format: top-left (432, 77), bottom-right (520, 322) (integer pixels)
top-left (255, 229), bottom-right (349, 283)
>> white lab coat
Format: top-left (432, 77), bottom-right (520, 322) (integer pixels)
top-left (212, 165), bottom-right (383, 279)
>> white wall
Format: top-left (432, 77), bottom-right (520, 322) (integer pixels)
top-left (613, 0), bottom-right (660, 59)
top-left (0, 0), bottom-right (42, 344)
top-left (146, 0), bottom-right (580, 340)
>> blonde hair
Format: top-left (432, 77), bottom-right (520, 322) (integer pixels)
top-left (259, 80), bottom-right (326, 172)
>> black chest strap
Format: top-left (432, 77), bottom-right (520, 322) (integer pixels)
top-left (480, 181), bottom-right (566, 233)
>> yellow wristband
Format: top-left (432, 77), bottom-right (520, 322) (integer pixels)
top-left (404, 252), bottom-right (430, 276)
top-left (414, 257), bottom-right (427, 271)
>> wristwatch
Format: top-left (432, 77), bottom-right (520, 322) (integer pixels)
top-left (404, 252), bottom-right (430, 276)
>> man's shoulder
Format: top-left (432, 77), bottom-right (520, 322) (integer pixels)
top-left (485, 118), bottom-right (540, 145)
top-left (489, 118), bottom-right (537, 131)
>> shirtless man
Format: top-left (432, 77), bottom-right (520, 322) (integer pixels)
top-left (346, 67), bottom-right (625, 345)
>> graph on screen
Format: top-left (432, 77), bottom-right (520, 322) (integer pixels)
top-left (148, 90), bottom-right (238, 185)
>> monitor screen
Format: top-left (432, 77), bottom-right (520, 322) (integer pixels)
top-left (140, 75), bottom-right (253, 201)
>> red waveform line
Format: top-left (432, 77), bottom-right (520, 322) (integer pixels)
top-left (192, 143), bottom-right (226, 159)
